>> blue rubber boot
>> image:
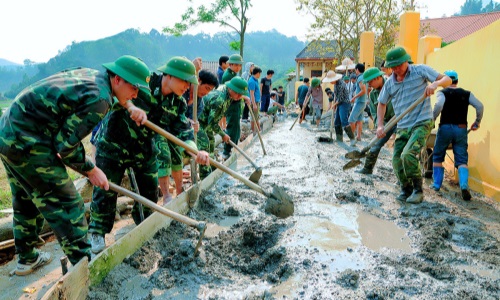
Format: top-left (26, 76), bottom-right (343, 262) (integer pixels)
top-left (430, 166), bottom-right (444, 191)
top-left (458, 167), bottom-right (472, 201)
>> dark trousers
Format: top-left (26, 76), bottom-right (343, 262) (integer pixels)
top-left (223, 101), bottom-right (242, 155)
top-left (260, 94), bottom-right (270, 112)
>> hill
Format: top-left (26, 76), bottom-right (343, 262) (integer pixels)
top-left (0, 29), bottom-right (306, 97)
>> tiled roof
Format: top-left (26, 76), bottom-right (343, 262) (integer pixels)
top-left (421, 11), bottom-right (500, 43)
top-left (295, 40), bottom-right (354, 60)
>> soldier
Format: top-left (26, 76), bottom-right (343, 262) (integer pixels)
top-left (356, 67), bottom-right (396, 175)
top-left (89, 56), bottom-right (210, 254)
top-left (376, 46), bottom-right (451, 204)
top-left (198, 76), bottom-right (249, 172)
top-left (430, 70), bottom-right (484, 200)
top-left (220, 54), bottom-right (244, 159)
top-left (0, 55), bottom-right (151, 275)
top-left (183, 68), bottom-right (219, 180)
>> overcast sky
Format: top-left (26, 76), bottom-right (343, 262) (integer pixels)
top-left (1, 0), bottom-right (464, 64)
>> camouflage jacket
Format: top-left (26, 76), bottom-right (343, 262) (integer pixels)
top-left (96, 73), bottom-right (196, 160)
top-left (198, 86), bottom-right (234, 138)
top-left (221, 68), bottom-right (237, 84)
top-left (0, 68), bottom-right (113, 172)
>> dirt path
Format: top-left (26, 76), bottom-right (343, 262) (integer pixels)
top-left (86, 117), bottom-right (499, 299)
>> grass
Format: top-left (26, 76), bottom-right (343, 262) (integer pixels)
top-left (0, 136), bottom-right (91, 214)
top-left (0, 99), bottom-right (12, 110)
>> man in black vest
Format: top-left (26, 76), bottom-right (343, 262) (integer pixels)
top-left (431, 70), bottom-right (484, 200)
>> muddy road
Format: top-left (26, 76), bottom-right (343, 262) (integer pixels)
top-left (89, 116), bottom-right (499, 299)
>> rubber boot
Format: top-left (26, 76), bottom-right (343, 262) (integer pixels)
top-left (344, 125), bottom-right (356, 147)
top-left (430, 166), bottom-right (444, 191)
top-left (458, 167), bottom-right (472, 201)
top-left (396, 183), bottom-right (413, 202)
top-left (357, 151), bottom-right (378, 175)
top-left (335, 126), bottom-right (343, 142)
top-left (406, 178), bottom-right (424, 204)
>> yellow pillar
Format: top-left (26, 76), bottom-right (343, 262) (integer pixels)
top-left (417, 35), bottom-right (442, 64)
top-left (398, 11), bottom-right (420, 63)
top-left (359, 31), bottom-right (375, 68)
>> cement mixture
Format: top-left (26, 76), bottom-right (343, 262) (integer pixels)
top-left (88, 115), bottom-right (499, 299)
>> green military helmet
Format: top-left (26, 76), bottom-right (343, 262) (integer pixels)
top-left (311, 77), bottom-right (321, 88)
top-left (385, 46), bottom-right (412, 68)
top-left (102, 55), bottom-right (151, 93)
top-left (157, 56), bottom-right (198, 85)
top-left (343, 75), bottom-right (350, 81)
top-left (227, 54), bottom-right (244, 65)
top-left (363, 67), bottom-right (385, 83)
top-left (226, 76), bottom-right (248, 94)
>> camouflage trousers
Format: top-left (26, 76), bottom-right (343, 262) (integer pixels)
top-left (223, 101), bottom-right (241, 155)
top-left (0, 154), bottom-right (90, 265)
top-left (393, 120), bottom-right (433, 186)
top-left (195, 129), bottom-right (213, 179)
top-left (89, 154), bottom-right (158, 234)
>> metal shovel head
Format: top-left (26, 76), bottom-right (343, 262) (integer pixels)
top-left (265, 184), bottom-right (294, 219)
top-left (249, 167), bottom-right (262, 183)
top-left (345, 149), bottom-right (366, 159)
top-left (317, 136), bottom-right (334, 143)
top-left (343, 159), bottom-right (362, 170)
top-left (187, 183), bottom-right (201, 208)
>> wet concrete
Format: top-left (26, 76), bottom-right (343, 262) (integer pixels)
top-left (89, 116), bottom-right (499, 299)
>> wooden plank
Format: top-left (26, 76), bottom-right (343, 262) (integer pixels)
top-left (41, 257), bottom-right (89, 300)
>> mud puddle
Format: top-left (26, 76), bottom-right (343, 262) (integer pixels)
top-left (89, 117), bottom-right (499, 299)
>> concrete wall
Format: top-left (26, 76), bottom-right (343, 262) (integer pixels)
top-left (425, 19), bottom-right (500, 201)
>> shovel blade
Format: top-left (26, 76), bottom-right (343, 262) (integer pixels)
top-left (265, 184), bottom-right (294, 219)
top-left (187, 183), bottom-right (201, 208)
top-left (317, 136), bottom-right (333, 143)
top-left (249, 168), bottom-right (262, 184)
top-left (345, 150), bottom-right (366, 159)
top-left (343, 159), bottom-right (362, 171)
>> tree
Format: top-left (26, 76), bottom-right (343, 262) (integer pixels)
top-left (163, 0), bottom-right (251, 58)
top-left (459, 0), bottom-right (483, 15)
top-left (296, 0), bottom-right (407, 63)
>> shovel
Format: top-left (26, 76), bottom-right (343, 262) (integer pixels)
top-left (70, 166), bottom-right (206, 256)
top-left (343, 93), bottom-right (426, 170)
top-left (246, 102), bottom-right (267, 155)
top-left (227, 139), bottom-right (262, 183)
top-left (187, 72), bottom-right (201, 208)
top-left (290, 95), bottom-right (312, 131)
top-left (145, 120), bottom-right (294, 218)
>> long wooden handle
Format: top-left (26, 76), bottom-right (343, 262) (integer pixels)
top-left (246, 102), bottom-right (267, 155)
top-left (144, 120), bottom-right (266, 195)
top-left (108, 182), bottom-right (200, 228)
top-left (361, 93), bottom-right (427, 153)
top-left (290, 95), bottom-right (311, 130)
top-left (227, 139), bottom-right (260, 169)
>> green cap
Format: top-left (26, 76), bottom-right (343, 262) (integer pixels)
top-left (311, 77), bottom-right (321, 88)
top-left (227, 54), bottom-right (243, 65)
top-left (157, 56), bottom-right (198, 85)
top-left (226, 76), bottom-right (248, 94)
top-left (343, 75), bottom-right (350, 81)
top-left (102, 55), bottom-right (151, 94)
top-left (385, 46), bottom-right (411, 68)
top-left (363, 67), bottom-right (385, 83)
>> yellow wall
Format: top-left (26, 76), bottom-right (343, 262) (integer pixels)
top-left (399, 11), bottom-right (420, 63)
top-left (425, 19), bottom-right (500, 201)
top-left (359, 31), bottom-right (375, 68)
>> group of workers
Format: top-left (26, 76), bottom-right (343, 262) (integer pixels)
top-left (0, 54), bottom-right (254, 276)
top-left (0, 45), bottom-right (484, 278)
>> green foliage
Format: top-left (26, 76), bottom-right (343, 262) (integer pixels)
top-left (229, 40), bottom-right (241, 51)
top-left (163, 0), bottom-right (251, 57)
top-left (0, 29), bottom-right (306, 98)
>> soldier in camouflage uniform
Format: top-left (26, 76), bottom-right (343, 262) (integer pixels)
top-left (376, 47), bottom-right (451, 204)
top-left (221, 54), bottom-right (244, 159)
top-left (198, 77), bottom-right (249, 176)
top-left (89, 56), bottom-right (210, 254)
top-left (183, 67), bottom-right (219, 180)
top-left (152, 57), bottom-right (211, 203)
top-left (0, 55), bottom-right (151, 275)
